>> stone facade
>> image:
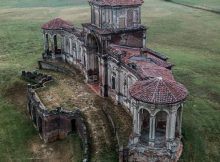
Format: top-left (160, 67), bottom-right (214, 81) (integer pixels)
top-left (40, 0), bottom-right (188, 161)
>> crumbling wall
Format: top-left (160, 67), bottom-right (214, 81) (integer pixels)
top-left (22, 71), bottom-right (90, 162)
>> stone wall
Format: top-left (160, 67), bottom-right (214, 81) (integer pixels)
top-left (22, 71), bottom-right (90, 162)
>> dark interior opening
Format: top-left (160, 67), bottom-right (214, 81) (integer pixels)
top-left (32, 106), bottom-right (37, 126)
top-left (71, 119), bottom-right (76, 132)
top-left (38, 117), bottom-right (43, 135)
top-left (28, 102), bottom-right (32, 116)
top-left (112, 75), bottom-right (116, 90)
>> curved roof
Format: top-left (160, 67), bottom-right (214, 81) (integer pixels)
top-left (129, 77), bottom-right (188, 105)
top-left (42, 18), bottom-right (74, 30)
top-left (89, 0), bottom-right (144, 6)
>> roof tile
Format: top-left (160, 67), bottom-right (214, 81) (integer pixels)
top-left (129, 77), bottom-right (188, 105)
top-left (42, 18), bottom-right (74, 30)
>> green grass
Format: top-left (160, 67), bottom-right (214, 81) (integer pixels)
top-left (0, 0), bottom-right (219, 161)
top-left (0, 96), bottom-right (36, 162)
top-left (170, 0), bottom-right (220, 11)
top-left (0, 0), bottom-right (87, 8)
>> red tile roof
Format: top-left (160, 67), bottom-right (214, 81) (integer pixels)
top-left (89, 0), bottom-right (144, 6)
top-left (108, 45), bottom-right (172, 68)
top-left (42, 18), bottom-right (74, 30)
top-left (129, 77), bottom-right (188, 104)
top-left (137, 62), bottom-right (174, 80)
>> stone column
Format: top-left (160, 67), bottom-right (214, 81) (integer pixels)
top-left (51, 35), bottom-right (55, 60)
top-left (168, 110), bottom-right (177, 140)
top-left (149, 115), bottom-right (155, 147)
top-left (132, 106), bottom-right (140, 144)
top-left (61, 36), bottom-right (66, 62)
top-left (137, 110), bottom-right (141, 135)
top-left (178, 105), bottom-right (183, 137)
top-left (133, 107), bottom-right (138, 134)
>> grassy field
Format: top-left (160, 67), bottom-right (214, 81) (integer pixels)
top-left (170, 0), bottom-right (220, 11)
top-left (0, 0), bottom-right (219, 161)
top-left (0, 0), bottom-right (87, 8)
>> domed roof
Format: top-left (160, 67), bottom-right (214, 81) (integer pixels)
top-left (89, 0), bottom-right (144, 6)
top-left (42, 18), bottom-right (74, 30)
top-left (129, 77), bottom-right (188, 105)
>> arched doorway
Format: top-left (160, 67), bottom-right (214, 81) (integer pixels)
top-left (155, 111), bottom-right (168, 147)
top-left (38, 117), bottom-right (43, 135)
top-left (140, 109), bottom-right (150, 144)
top-left (86, 34), bottom-right (100, 82)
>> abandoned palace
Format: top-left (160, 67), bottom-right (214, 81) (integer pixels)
top-left (27, 0), bottom-right (189, 161)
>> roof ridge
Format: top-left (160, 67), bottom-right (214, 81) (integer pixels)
top-left (151, 78), bottom-right (161, 104)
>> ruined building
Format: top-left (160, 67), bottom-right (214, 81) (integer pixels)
top-left (40, 0), bottom-right (188, 161)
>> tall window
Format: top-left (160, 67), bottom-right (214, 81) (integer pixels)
top-left (133, 10), bottom-right (139, 25)
top-left (95, 7), bottom-right (99, 26)
top-left (119, 17), bottom-right (126, 28)
top-left (127, 9), bottom-right (134, 27)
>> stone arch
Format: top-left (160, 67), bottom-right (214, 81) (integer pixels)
top-left (86, 33), bottom-right (101, 53)
top-left (155, 111), bottom-right (168, 147)
top-left (138, 107), bottom-right (151, 115)
top-left (153, 108), bottom-right (169, 117)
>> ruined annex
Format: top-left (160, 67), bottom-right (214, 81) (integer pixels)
top-left (27, 0), bottom-right (188, 161)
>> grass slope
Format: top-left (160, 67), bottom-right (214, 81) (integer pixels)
top-left (0, 0), bottom-right (87, 8)
top-left (170, 0), bottom-right (220, 11)
top-left (0, 0), bottom-right (219, 161)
